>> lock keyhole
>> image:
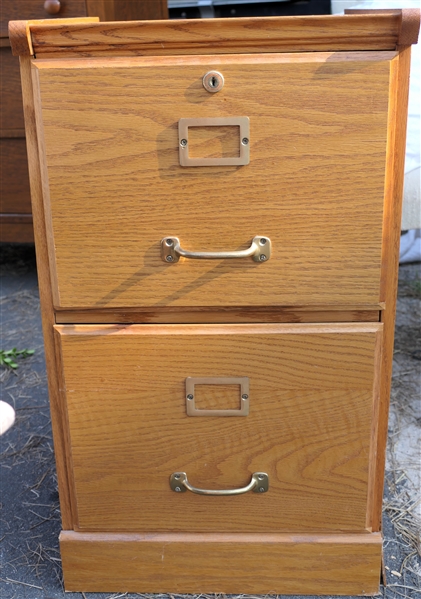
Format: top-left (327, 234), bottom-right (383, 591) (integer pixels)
top-left (203, 71), bottom-right (224, 93)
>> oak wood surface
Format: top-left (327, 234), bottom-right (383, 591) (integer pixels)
top-left (20, 14), bottom-right (405, 59)
top-left (5, 3), bottom-right (169, 245)
top-left (8, 17), bottom-right (100, 57)
top-left (0, 138), bottom-right (32, 214)
top-left (55, 322), bottom-right (382, 533)
top-left (32, 51), bottom-right (391, 309)
top-left (346, 8), bottom-right (420, 46)
top-left (18, 55), bottom-right (75, 528)
top-left (372, 46), bottom-right (413, 532)
top-left (60, 530), bottom-right (383, 594)
top-left (54, 307), bottom-right (382, 325)
top-left (13, 16), bottom-right (416, 594)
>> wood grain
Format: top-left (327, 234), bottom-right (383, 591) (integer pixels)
top-left (18, 55), bottom-right (75, 528)
top-left (0, 138), bottom-right (31, 213)
top-left (32, 52), bottom-right (391, 309)
top-left (21, 14), bottom-right (406, 59)
top-left (60, 530), bottom-right (383, 594)
top-left (54, 307), bottom-right (382, 325)
top-left (373, 46), bottom-right (413, 532)
top-left (0, 47), bottom-right (25, 130)
top-left (13, 17), bottom-right (414, 593)
top-left (55, 322), bottom-right (382, 533)
top-left (346, 8), bottom-right (420, 46)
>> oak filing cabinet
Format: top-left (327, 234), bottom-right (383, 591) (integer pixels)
top-left (9, 10), bottom-right (420, 595)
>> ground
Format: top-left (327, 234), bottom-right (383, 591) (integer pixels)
top-left (0, 244), bottom-right (420, 599)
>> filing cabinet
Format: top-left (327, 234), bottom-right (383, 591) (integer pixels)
top-left (9, 9), bottom-right (420, 595)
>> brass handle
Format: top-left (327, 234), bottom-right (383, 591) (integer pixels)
top-left (170, 472), bottom-right (269, 495)
top-left (44, 0), bottom-right (61, 14)
top-left (161, 236), bottom-right (271, 263)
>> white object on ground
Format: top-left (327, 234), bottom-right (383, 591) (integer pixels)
top-left (0, 400), bottom-right (16, 435)
top-left (400, 229), bottom-right (421, 263)
top-left (402, 167), bottom-right (421, 230)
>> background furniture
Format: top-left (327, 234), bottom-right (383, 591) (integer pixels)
top-left (10, 10), bottom-right (419, 595)
top-left (0, 0), bottom-right (168, 243)
top-left (167, 0), bottom-right (331, 19)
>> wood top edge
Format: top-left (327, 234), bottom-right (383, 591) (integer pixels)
top-left (346, 8), bottom-right (420, 46)
top-left (8, 11), bottom-right (419, 57)
top-left (8, 17), bottom-right (100, 56)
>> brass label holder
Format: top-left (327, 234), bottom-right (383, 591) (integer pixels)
top-left (185, 376), bottom-right (249, 416)
top-left (178, 117), bottom-right (250, 167)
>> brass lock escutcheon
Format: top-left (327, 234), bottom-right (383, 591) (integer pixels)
top-left (202, 70), bottom-right (224, 93)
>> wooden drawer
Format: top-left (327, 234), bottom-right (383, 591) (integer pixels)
top-left (0, 138), bottom-right (31, 213)
top-left (33, 51), bottom-right (392, 310)
top-left (56, 322), bottom-right (382, 533)
top-left (0, 0), bottom-right (87, 37)
top-left (0, 48), bottom-right (25, 131)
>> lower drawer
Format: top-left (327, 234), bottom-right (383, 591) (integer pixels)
top-left (55, 322), bottom-right (382, 534)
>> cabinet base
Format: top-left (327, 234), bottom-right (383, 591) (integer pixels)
top-left (60, 531), bottom-right (382, 595)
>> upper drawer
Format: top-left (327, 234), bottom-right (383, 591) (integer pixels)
top-left (1, 0), bottom-right (87, 37)
top-left (32, 52), bottom-right (393, 310)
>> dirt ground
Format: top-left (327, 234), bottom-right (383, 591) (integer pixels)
top-left (0, 244), bottom-right (420, 599)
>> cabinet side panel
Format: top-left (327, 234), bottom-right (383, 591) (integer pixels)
top-left (30, 64), bottom-right (61, 308)
top-left (18, 56), bottom-right (75, 529)
top-left (374, 46), bottom-right (412, 531)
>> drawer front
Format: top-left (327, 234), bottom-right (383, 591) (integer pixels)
top-left (33, 52), bottom-right (392, 309)
top-left (0, 0), bottom-right (87, 37)
top-left (0, 138), bottom-right (31, 214)
top-left (0, 48), bottom-right (25, 131)
top-left (56, 322), bottom-right (382, 533)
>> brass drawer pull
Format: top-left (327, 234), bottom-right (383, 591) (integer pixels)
top-left (170, 472), bottom-right (269, 495)
top-left (162, 236), bottom-right (271, 263)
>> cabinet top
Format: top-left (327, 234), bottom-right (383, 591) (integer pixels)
top-left (9, 10), bottom-right (420, 58)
